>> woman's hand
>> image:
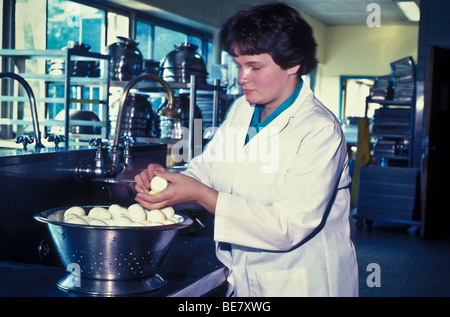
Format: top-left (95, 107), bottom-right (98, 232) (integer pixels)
top-left (134, 163), bottom-right (165, 194)
top-left (134, 164), bottom-right (218, 214)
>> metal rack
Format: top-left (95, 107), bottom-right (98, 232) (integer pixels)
top-left (354, 57), bottom-right (420, 234)
top-left (111, 75), bottom-right (223, 163)
top-left (0, 49), bottom-right (110, 147)
top-left (365, 97), bottom-right (415, 167)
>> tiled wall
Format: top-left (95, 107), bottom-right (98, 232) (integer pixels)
top-left (412, 0), bottom-right (450, 167)
top-left (417, 0), bottom-right (450, 82)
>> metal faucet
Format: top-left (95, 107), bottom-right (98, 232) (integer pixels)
top-left (0, 72), bottom-right (44, 149)
top-left (76, 73), bottom-right (177, 180)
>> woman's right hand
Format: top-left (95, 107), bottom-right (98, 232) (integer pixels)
top-left (134, 163), bottom-right (166, 194)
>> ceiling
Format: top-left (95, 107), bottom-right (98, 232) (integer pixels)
top-left (285, 0), bottom-right (420, 25)
top-left (108, 0), bottom-right (420, 28)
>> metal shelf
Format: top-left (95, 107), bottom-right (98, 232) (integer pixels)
top-left (0, 49), bottom-right (110, 145)
top-left (366, 96), bottom-right (415, 167)
top-left (110, 75), bottom-right (223, 163)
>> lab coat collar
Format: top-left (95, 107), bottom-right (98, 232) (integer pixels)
top-left (245, 81), bottom-right (314, 145)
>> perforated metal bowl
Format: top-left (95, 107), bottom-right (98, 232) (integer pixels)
top-left (34, 206), bottom-right (193, 295)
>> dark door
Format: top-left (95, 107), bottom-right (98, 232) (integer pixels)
top-left (421, 46), bottom-right (450, 238)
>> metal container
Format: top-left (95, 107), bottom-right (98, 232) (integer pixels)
top-left (34, 206), bottom-right (192, 295)
top-left (158, 94), bottom-right (202, 139)
top-left (107, 36), bottom-right (143, 81)
top-left (121, 93), bottom-right (157, 137)
top-left (159, 43), bottom-right (207, 83)
top-left (49, 42), bottom-right (100, 77)
top-left (51, 110), bottom-right (101, 135)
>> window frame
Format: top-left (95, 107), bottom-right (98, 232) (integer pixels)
top-left (4, 0), bottom-right (213, 63)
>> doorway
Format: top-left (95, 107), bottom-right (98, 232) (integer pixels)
top-left (340, 76), bottom-right (377, 120)
top-left (421, 46), bottom-right (450, 238)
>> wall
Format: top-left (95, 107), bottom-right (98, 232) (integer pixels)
top-left (118, 0), bottom-right (418, 117)
top-left (315, 24), bottom-right (419, 116)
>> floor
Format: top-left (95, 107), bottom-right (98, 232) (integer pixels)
top-left (350, 216), bottom-right (450, 297)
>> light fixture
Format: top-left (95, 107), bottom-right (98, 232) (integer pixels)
top-left (397, 1), bottom-right (420, 22)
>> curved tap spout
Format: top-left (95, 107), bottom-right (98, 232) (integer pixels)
top-left (0, 72), bottom-right (44, 148)
top-left (113, 73), bottom-right (177, 149)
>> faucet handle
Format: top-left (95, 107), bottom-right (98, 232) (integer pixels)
top-left (120, 135), bottom-right (135, 146)
top-left (47, 134), bottom-right (66, 148)
top-left (16, 135), bottom-right (34, 150)
top-left (120, 136), bottom-right (135, 167)
top-left (89, 138), bottom-right (110, 148)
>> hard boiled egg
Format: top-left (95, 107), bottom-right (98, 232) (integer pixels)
top-left (88, 207), bottom-right (112, 220)
top-left (64, 206), bottom-right (85, 217)
top-left (128, 204), bottom-right (147, 222)
top-left (149, 176), bottom-right (168, 194)
top-left (66, 217), bottom-right (89, 225)
top-left (146, 209), bottom-right (167, 222)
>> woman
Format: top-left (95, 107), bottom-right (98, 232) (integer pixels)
top-left (135, 2), bottom-right (358, 297)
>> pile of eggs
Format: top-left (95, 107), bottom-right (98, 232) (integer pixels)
top-left (62, 204), bottom-right (181, 227)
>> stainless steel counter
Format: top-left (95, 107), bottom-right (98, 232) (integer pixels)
top-left (0, 229), bottom-right (227, 297)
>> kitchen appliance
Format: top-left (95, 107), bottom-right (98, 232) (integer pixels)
top-left (107, 36), bottom-right (143, 81)
top-left (160, 43), bottom-right (207, 83)
top-left (34, 206), bottom-right (193, 295)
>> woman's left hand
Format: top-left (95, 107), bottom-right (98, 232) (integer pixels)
top-left (135, 170), bottom-right (219, 214)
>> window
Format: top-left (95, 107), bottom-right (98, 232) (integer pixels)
top-left (154, 26), bottom-right (187, 62)
top-left (106, 12), bottom-right (129, 48)
top-left (136, 21), bottom-right (153, 60)
top-left (47, 0), bottom-right (104, 52)
top-left (15, 0), bottom-right (46, 49)
top-left (5, 0), bottom-right (215, 144)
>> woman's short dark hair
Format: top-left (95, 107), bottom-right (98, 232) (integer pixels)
top-left (220, 2), bottom-right (318, 76)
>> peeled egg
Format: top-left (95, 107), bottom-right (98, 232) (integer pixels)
top-left (146, 221), bottom-right (164, 227)
top-left (62, 204), bottom-right (182, 228)
top-left (146, 209), bottom-right (166, 222)
top-left (114, 207), bottom-right (129, 219)
top-left (108, 204), bottom-right (123, 217)
top-left (103, 219), bottom-right (116, 226)
top-left (161, 206), bottom-right (175, 218)
top-left (115, 216), bottom-right (133, 226)
top-left (63, 213), bottom-right (80, 222)
top-left (150, 176), bottom-right (168, 192)
top-left (88, 207), bottom-right (112, 220)
top-left (64, 206), bottom-right (85, 217)
top-left (66, 217), bottom-right (89, 225)
top-left (89, 219), bottom-right (108, 226)
top-left (130, 222), bottom-right (145, 226)
top-left (128, 204), bottom-right (147, 222)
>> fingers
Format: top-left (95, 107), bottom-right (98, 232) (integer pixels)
top-left (134, 163), bottom-right (165, 193)
top-left (135, 191), bottom-right (170, 210)
top-left (135, 195), bottom-right (159, 210)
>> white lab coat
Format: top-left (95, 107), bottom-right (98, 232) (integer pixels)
top-left (183, 82), bottom-right (359, 297)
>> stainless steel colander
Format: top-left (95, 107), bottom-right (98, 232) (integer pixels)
top-left (34, 206), bottom-right (193, 295)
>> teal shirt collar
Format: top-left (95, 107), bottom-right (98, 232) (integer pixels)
top-left (246, 80), bottom-right (303, 144)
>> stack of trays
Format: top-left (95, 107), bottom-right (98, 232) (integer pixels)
top-left (390, 57), bottom-right (415, 103)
